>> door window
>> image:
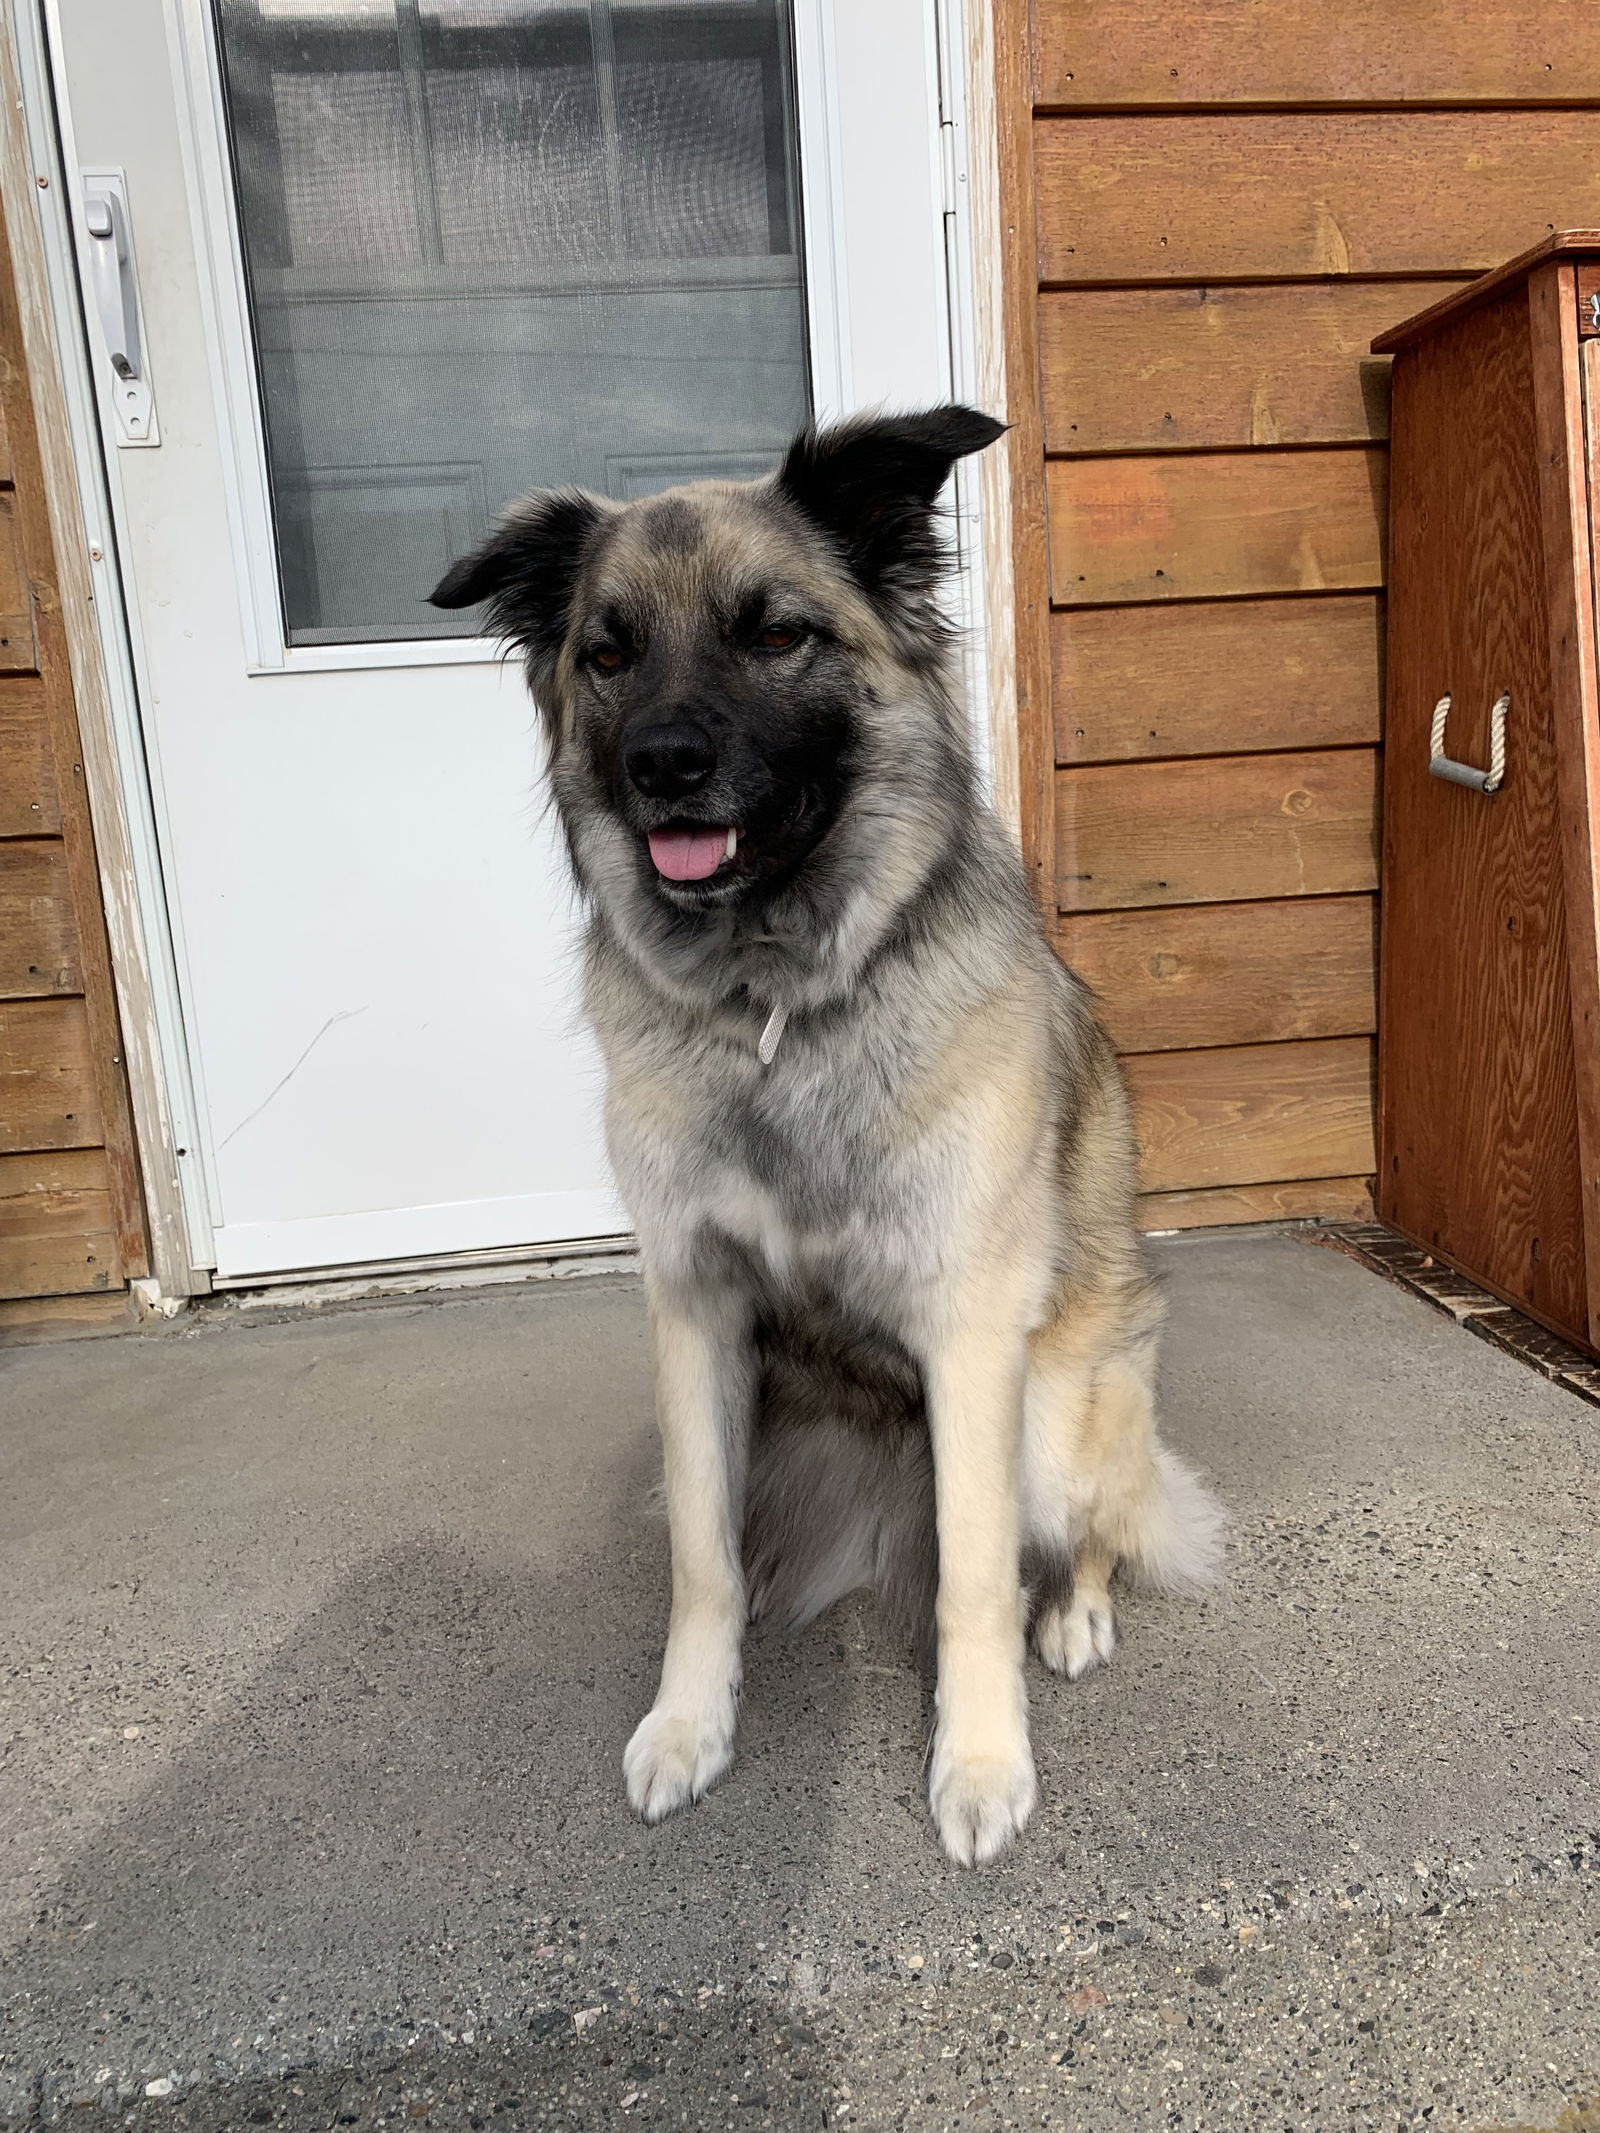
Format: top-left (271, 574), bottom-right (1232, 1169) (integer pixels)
top-left (214, 0), bottom-right (810, 645)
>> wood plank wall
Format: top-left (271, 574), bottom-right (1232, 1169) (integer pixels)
top-left (1013, 0), bottom-right (1600, 1229)
top-left (0, 196), bottom-right (147, 1324)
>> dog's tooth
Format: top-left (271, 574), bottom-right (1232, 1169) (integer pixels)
top-left (725, 827), bottom-right (738, 861)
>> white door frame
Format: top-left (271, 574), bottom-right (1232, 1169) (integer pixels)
top-left (4, 0), bottom-right (1010, 1298)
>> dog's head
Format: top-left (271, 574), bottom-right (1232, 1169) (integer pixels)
top-left (430, 406), bottom-right (1004, 971)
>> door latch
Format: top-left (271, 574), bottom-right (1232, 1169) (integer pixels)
top-left (81, 169), bottom-right (158, 445)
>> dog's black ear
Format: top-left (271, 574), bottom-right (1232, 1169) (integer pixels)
top-left (776, 405), bottom-right (1006, 601)
top-left (429, 489), bottom-right (610, 660)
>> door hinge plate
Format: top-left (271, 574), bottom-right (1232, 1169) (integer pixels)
top-left (940, 118), bottom-right (960, 219)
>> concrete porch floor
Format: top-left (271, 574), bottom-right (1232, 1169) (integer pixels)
top-left (1, 1232), bottom-right (1597, 2133)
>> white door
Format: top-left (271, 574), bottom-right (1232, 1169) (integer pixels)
top-left (35, 0), bottom-right (958, 1283)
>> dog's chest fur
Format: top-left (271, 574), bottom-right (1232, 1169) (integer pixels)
top-left (617, 1007), bottom-right (965, 1301)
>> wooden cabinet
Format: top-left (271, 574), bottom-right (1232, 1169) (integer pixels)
top-left (1375, 235), bottom-right (1600, 1356)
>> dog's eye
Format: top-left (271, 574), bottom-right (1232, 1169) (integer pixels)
top-left (590, 644), bottom-right (627, 673)
top-left (755, 624), bottom-right (803, 652)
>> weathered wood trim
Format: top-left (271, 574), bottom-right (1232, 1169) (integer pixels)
top-left (993, 0), bottom-right (1055, 909)
top-left (0, 200), bottom-right (146, 1276)
top-left (1137, 1177), bottom-right (1374, 1232)
top-left (1530, 262), bottom-right (1600, 1349)
top-left (0, 24), bottom-right (192, 1292)
top-left (0, 1287), bottom-right (133, 1344)
top-left (961, 0), bottom-right (1021, 835)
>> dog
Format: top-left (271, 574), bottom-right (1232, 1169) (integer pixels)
top-left (430, 406), bottom-right (1221, 1865)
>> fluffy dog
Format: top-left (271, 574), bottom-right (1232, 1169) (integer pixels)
top-left (431, 407), bottom-right (1221, 1864)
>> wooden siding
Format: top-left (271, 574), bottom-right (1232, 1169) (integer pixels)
top-left (1039, 283), bottom-right (1442, 455)
top-left (1035, 114), bottom-right (1600, 284)
top-left (1033, 0), bottom-right (1600, 109)
top-left (0, 840), bottom-right (82, 996)
top-left (0, 1147), bottom-right (117, 1298)
top-left (1048, 449), bottom-right (1388, 605)
top-left (1124, 1038), bottom-right (1378, 1192)
top-left (0, 196), bottom-right (146, 1309)
top-left (1059, 896), bottom-right (1377, 1052)
top-left (1008, 3), bottom-right (1600, 1220)
top-left (0, 675), bottom-right (61, 833)
top-left (1053, 595), bottom-right (1384, 764)
top-left (1056, 751), bottom-right (1380, 911)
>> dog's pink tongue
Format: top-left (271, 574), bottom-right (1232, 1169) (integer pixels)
top-left (648, 827), bottom-right (728, 882)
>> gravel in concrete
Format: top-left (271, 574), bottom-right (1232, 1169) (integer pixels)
top-left (1, 1232), bottom-right (1597, 2131)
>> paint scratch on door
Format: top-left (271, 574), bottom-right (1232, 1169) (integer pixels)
top-left (218, 1007), bottom-right (369, 1148)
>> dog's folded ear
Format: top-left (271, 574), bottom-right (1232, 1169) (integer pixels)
top-left (776, 405), bottom-right (1006, 604)
top-left (429, 489), bottom-right (611, 660)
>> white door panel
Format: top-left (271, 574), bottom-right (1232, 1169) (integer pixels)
top-left (42, 0), bottom-right (955, 1280)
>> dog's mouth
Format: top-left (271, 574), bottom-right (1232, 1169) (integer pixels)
top-left (646, 823), bottom-right (741, 884)
top-left (640, 787), bottom-right (825, 900)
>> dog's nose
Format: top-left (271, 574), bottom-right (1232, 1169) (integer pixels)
top-left (623, 721), bottom-right (717, 799)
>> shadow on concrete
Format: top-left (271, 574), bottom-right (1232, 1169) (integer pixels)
top-left (5, 1420), bottom-right (857, 2125)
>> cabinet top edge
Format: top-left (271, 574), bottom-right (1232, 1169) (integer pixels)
top-left (1372, 231), bottom-right (1600, 354)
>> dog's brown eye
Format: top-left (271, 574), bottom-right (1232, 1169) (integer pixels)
top-left (592, 645), bottom-right (626, 672)
top-left (757, 624), bottom-right (801, 651)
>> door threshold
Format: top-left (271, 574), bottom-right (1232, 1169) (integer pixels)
top-left (209, 1232), bottom-right (639, 1311)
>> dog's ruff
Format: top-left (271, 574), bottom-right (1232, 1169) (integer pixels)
top-left (432, 406), bottom-right (1223, 1866)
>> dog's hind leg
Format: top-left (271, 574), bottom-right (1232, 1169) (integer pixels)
top-left (1026, 1292), bottom-right (1222, 1679)
top-left (1019, 1324), bottom-right (1104, 1676)
top-left (1035, 1540), bottom-right (1117, 1679)
top-left (624, 1279), bottom-right (754, 1823)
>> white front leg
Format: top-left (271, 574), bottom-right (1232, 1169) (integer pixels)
top-left (920, 1285), bottom-right (1037, 1866)
top-left (624, 1278), bottom-right (753, 1822)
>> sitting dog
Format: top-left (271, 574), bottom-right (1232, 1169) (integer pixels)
top-left (431, 407), bottom-right (1221, 1864)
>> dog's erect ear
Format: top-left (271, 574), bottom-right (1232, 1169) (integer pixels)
top-left (775, 405), bottom-right (1006, 602)
top-left (429, 489), bottom-right (610, 660)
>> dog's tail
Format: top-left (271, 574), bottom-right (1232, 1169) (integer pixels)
top-left (1120, 1443), bottom-right (1226, 1593)
top-left (743, 1417), bottom-right (938, 1658)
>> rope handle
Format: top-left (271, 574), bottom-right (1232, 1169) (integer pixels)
top-left (1429, 691), bottom-right (1508, 794)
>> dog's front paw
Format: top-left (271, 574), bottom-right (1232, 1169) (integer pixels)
top-left (928, 1733), bottom-right (1037, 1867)
top-left (1035, 1590), bottom-right (1116, 1679)
top-left (624, 1705), bottom-right (735, 1823)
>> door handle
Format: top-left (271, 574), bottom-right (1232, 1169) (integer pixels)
top-left (1428, 691), bottom-right (1508, 794)
top-left (81, 170), bottom-right (158, 445)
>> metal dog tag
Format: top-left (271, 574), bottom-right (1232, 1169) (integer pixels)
top-left (758, 1004), bottom-right (788, 1065)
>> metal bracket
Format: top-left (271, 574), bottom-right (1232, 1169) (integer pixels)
top-left (80, 168), bottom-right (158, 445)
top-left (1429, 691), bottom-right (1509, 794)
